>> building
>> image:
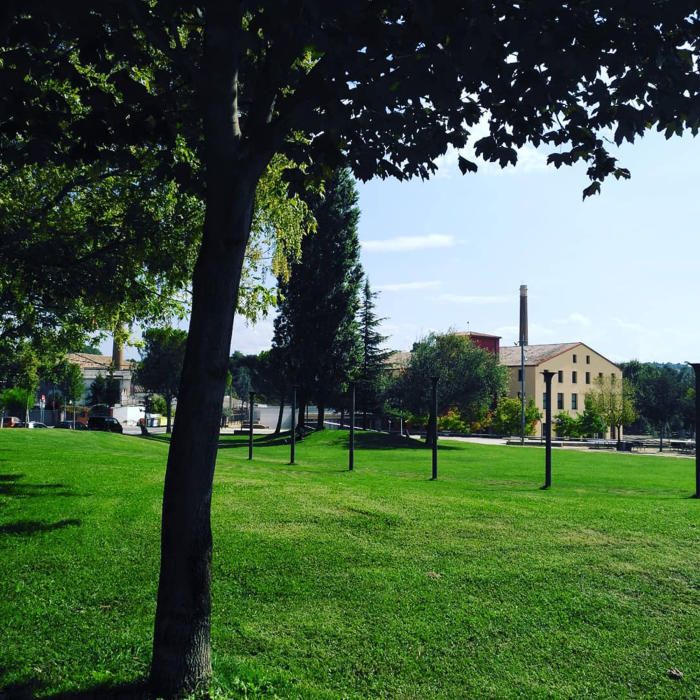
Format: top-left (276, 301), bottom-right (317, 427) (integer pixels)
top-left (455, 331), bottom-right (501, 357)
top-left (499, 342), bottom-right (623, 438)
top-left (66, 351), bottom-right (137, 406)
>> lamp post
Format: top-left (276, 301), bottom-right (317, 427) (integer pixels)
top-left (541, 370), bottom-right (555, 489)
top-left (248, 391), bottom-right (255, 461)
top-left (349, 381), bottom-right (355, 471)
top-left (520, 340), bottom-right (525, 444)
top-left (431, 376), bottom-right (438, 480)
top-left (687, 363), bottom-right (700, 498)
top-left (290, 385), bottom-right (297, 465)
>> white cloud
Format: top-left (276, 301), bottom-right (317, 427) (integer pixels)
top-left (376, 281), bottom-right (441, 292)
top-left (554, 312), bottom-right (592, 327)
top-left (362, 234), bottom-right (456, 252)
top-left (436, 294), bottom-right (511, 304)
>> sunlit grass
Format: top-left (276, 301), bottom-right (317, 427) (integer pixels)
top-left (1, 429), bottom-right (698, 698)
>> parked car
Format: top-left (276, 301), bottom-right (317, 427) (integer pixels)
top-left (56, 420), bottom-right (87, 430)
top-left (2, 416), bottom-right (22, 428)
top-left (87, 416), bottom-right (123, 433)
top-left (26, 421), bottom-right (48, 429)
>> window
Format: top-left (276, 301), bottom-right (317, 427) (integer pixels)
top-left (558, 370), bottom-right (564, 383)
top-left (611, 373), bottom-right (616, 380)
top-left (586, 355), bottom-right (591, 364)
top-left (572, 371), bottom-right (577, 384)
top-left (542, 393), bottom-right (548, 410)
top-left (517, 369), bottom-right (523, 381)
top-left (598, 372), bottom-right (603, 379)
top-left (571, 393), bottom-right (578, 410)
top-left (573, 354), bottom-right (577, 363)
top-left (585, 372), bottom-right (591, 384)
top-left (557, 393), bottom-right (564, 410)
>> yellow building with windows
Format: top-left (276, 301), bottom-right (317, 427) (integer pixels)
top-left (499, 342), bottom-right (622, 438)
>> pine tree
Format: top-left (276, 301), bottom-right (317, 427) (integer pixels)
top-left (274, 169), bottom-right (363, 430)
top-left (358, 278), bottom-right (391, 428)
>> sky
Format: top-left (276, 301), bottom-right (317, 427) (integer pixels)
top-left (114, 129), bottom-right (700, 365)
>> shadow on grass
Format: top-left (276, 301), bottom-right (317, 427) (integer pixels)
top-left (353, 432), bottom-right (461, 451)
top-left (0, 519), bottom-right (81, 536)
top-left (0, 475), bottom-right (76, 498)
top-left (0, 677), bottom-right (148, 700)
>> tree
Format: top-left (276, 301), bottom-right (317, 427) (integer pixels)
top-left (45, 359), bottom-right (85, 410)
top-left (622, 361), bottom-right (695, 439)
top-left (577, 394), bottom-right (608, 438)
top-left (86, 373), bottom-right (120, 408)
top-left (275, 169), bottom-right (363, 430)
top-left (491, 397), bottom-right (540, 436)
top-left (135, 328), bottom-right (188, 434)
top-left (588, 375), bottom-right (636, 446)
top-left (357, 278), bottom-right (391, 428)
top-left (4, 5), bottom-right (700, 695)
top-left (397, 333), bottom-right (507, 445)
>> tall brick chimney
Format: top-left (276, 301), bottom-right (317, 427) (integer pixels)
top-left (519, 284), bottom-right (528, 346)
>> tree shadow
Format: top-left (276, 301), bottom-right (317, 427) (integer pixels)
top-left (0, 677), bottom-right (148, 700)
top-left (0, 475), bottom-right (76, 499)
top-left (353, 432), bottom-right (461, 451)
top-left (0, 519), bottom-right (81, 536)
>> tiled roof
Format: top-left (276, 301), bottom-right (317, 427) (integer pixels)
top-left (454, 331), bottom-right (502, 339)
top-left (499, 342), bottom-right (580, 367)
top-left (66, 352), bottom-right (134, 371)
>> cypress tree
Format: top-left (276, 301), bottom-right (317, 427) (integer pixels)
top-left (358, 277), bottom-right (391, 429)
top-left (274, 169), bottom-right (363, 430)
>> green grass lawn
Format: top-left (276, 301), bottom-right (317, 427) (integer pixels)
top-left (1, 429), bottom-right (698, 699)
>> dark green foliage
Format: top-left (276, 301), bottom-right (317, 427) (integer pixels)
top-left (274, 169), bottom-right (363, 427)
top-left (87, 373), bottom-right (120, 408)
top-left (134, 328), bottom-right (187, 433)
top-left (622, 361), bottom-right (695, 436)
top-left (44, 360), bottom-right (84, 408)
top-left (356, 278), bottom-right (391, 426)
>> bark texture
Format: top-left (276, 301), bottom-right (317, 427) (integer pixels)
top-left (150, 7), bottom-right (264, 696)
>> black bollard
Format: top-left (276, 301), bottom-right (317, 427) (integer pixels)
top-left (431, 376), bottom-right (438, 480)
top-left (688, 363), bottom-right (700, 498)
top-left (290, 385), bottom-right (297, 465)
top-left (542, 370), bottom-right (555, 488)
top-left (349, 381), bottom-right (355, 471)
top-left (248, 391), bottom-right (255, 460)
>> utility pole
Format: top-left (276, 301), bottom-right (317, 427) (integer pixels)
top-left (290, 385), bottom-right (297, 465)
top-left (248, 391), bottom-right (254, 460)
top-left (687, 363), bottom-right (700, 498)
top-left (542, 370), bottom-right (555, 489)
top-left (349, 381), bottom-right (355, 471)
top-left (431, 376), bottom-right (438, 480)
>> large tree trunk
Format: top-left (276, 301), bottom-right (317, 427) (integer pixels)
top-left (297, 392), bottom-right (307, 432)
top-left (274, 389), bottom-right (286, 435)
top-left (316, 399), bottom-right (325, 430)
top-left (150, 10), bottom-right (265, 697)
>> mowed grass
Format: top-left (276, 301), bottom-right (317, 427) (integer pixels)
top-left (0, 429), bottom-right (699, 699)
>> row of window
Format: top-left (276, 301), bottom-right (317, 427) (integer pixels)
top-left (572, 354), bottom-right (591, 364)
top-left (518, 369), bottom-right (616, 385)
top-left (543, 393), bottom-right (579, 410)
